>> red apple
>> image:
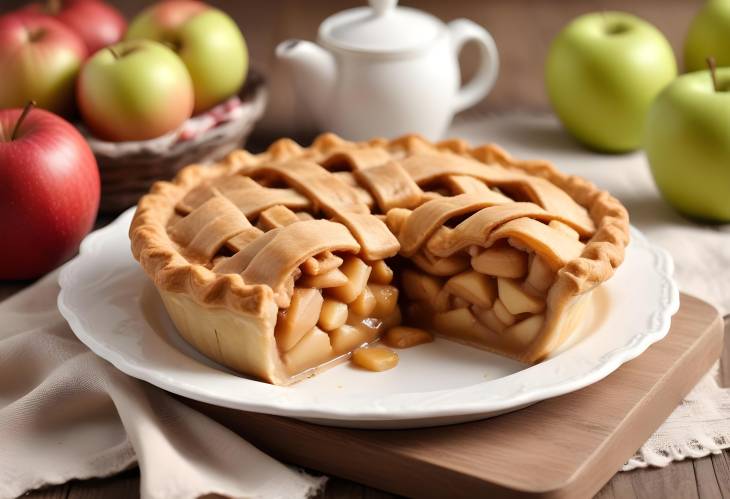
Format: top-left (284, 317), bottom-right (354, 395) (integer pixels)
top-left (22, 0), bottom-right (127, 55)
top-left (0, 104), bottom-right (100, 280)
top-left (0, 13), bottom-right (87, 116)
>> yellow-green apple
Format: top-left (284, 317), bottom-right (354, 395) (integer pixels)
top-left (77, 39), bottom-right (194, 141)
top-left (685, 0), bottom-right (730, 72)
top-left (546, 12), bottom-right (677, 153)
top-left (0, 103), bottom-right (100, 280)
top-left (645, 65), bottom-right (730, 222)
top-left (22, 0), bottom-right (127, 54)
top-left (125, 0), bottom-right (248, 114)
top-left (0, 13), bottom-right (87, 116)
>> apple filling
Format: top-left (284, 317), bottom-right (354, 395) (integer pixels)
top-left (274, 253), bottom-right (401, 376)
top-left (352, 346), bottom-right (399, 372)
top-left (400, 226), bottom-right (583, 356)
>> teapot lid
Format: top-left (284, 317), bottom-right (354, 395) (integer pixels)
top-left (318, 0), bottom-right (443, 54)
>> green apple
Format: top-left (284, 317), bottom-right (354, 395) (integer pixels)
top-left (77, 39), bottom-right (194, 141)
top-left (645, 67), bottom-right (730, 222)
top-left (546, 12), bottom-right (677, 153)
top-left (685, 0), bottom-right (730, 72)
top-left (125, 0), bottom-right (248, 114)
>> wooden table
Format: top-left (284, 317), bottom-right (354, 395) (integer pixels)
top-left (1, 279), bottom-right (728, 499)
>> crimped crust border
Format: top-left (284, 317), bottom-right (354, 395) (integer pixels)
top-left (130, 133), bottom-right (630, 322)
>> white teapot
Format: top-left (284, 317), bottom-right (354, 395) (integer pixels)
top-left (276, 0), bottom-right (499, 140)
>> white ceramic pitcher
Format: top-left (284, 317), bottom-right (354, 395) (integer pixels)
top-left (276, 0), bottom-right (499, 140)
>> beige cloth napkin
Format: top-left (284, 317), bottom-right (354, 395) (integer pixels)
top-left (0, 270), bottom-right (326, 499)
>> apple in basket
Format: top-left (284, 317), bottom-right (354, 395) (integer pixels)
top-left (0, 12), bottom-right (87, 116)
top-left (125, 0), bottom-right (248, 113)
top-left (20, 0), bottom-right (127, 54)
top-left (0, 103), bottom-right (100, 280)
top-left (77, 39), bottom-right (195, 141)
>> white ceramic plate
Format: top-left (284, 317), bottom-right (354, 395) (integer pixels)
top-left (58, 209), bottom-right (679, 429)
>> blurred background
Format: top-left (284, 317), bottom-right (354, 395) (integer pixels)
top-left (2, 0), bottom-right (701, 138)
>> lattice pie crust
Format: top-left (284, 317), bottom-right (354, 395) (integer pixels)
top-left (130, 134), bottom-right (629, 385)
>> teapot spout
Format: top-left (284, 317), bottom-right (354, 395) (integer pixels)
top-left (276, 40), bottom-right (336, 122)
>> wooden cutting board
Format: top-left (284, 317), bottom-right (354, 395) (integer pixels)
top-left (189, 293), bottom-right (723, 498)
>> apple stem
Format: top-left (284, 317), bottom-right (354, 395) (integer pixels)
top-left (108, 46), bottom-right (120, 59)
top-left (11, 101), bottom-right (35, 141)
top-left (706, 57), bottom-right (719, 92)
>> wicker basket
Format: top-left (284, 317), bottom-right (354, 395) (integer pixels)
top-left (86, 70), bottom-right (268, 214)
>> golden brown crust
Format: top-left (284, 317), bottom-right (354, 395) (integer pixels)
top-left (130, 159), bottom-right (276, 317)
top-left (130, 133), bottom-right (629, 362)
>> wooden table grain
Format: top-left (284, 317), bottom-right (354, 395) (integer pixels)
top-left (1, 279), bottom-right (728, 499)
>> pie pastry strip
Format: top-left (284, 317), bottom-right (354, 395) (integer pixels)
top-left (226, 227), bottom-right (265, 253)
top-left (444, 175), bottom-right (494, 195)
top-left (353, 161), bottom-right (424, 212)
top-left (319, 147), bottom-right (393, 171)
top-left (424, 204), bottom-right (584, 264)
top-left (330, 209), bottom-right (400, 261)
top-left (223, 187), bottom-right (311, 219)
top-left (240, 220), bottom-right (360, 295)
top-left (247, 160), bottom-right (401, 260)
top-left (250, 160), bottom-right (368, 214)
top-left (169, 195), bottom-right (243, 247)
top-left (257, 204), bottom-right (301, 230)
top-left (484, 218), bottom-right (585, 270)
top-left (213, 228), bottom-right (281, 274)
top-left (169, 195), bottom-right (254, 261)
top-left (213, 220), bottom-right (361, 303)
top-left (396, 192), bottom-right (515, 255)
top-left (257, 205), bottom-right (341, 275)
top-left (176, 175), bottom-right (260, 213)
top-left (401, 153), bottom-right (595, 235)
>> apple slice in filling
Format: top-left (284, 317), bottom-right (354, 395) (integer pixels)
top-left (471, 245), bottom-right (528, 278)
top-left (444, 270), bottom-right (497, 309)
top-left (318, 298), bottom-right (348, 331)
top-left (497, 278), bottom-right (545, 315)
top-left (327, 256), bottom-right (371, 303)
top-left (275, 288), bottom-right (323, 351)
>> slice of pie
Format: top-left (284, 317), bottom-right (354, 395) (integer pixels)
top-left (130, 134), bottom-right (629, 385)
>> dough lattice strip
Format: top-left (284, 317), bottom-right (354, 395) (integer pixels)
top-left (400, 153), bottom-right (595, 234)
top-left (397, 192), bottom-right (514, 256)
top-left (424, 203), bottom-right (584, 260)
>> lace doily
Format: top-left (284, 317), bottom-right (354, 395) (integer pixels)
top-left (624, 362), bottom-right (730, 470)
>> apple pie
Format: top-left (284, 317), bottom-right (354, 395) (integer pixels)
top-left (130, 134), bottom-right (629, 385)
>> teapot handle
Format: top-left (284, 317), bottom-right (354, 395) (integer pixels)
top-left (448, 19), bottom-right (500, 113)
